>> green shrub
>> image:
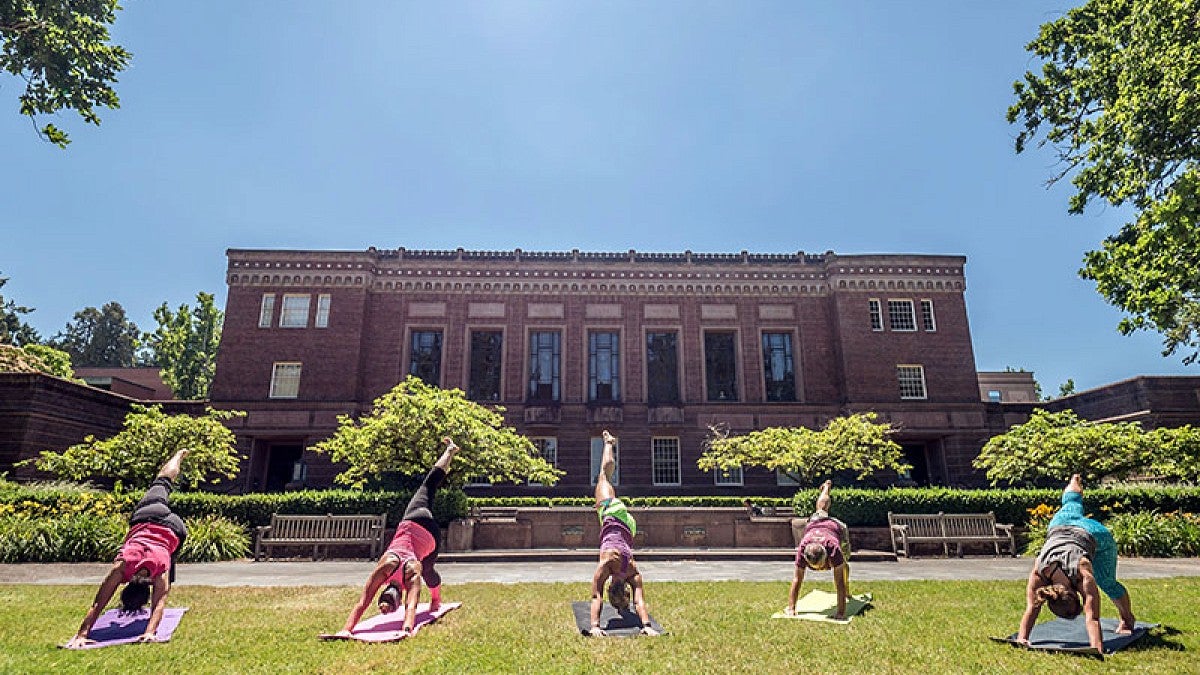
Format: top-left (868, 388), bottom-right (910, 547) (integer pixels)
top-left (466, 496), bottom-right (794, 509)
top-left (179, 515), bottom-right (251, 562)
top-left (1108, 511), bottom-right (1200, 557)
top-left (169, 488), bottom-right (468, 528)
top-left (0, 514), bottom-right (125, 563)
top-left (789, 486), bottom-right (1200, 527)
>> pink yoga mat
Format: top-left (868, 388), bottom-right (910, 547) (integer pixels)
top-left (61, 607), bottom-right (189, 649)
top-left (320, 602), bottom-right (461, 643)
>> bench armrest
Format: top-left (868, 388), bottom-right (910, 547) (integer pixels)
top-left (994, 523), bottom-right (1014, 533)
top-left (256, 525), bottom-right (272, 535)
top-left (890, 524), bottom-right (908, 532)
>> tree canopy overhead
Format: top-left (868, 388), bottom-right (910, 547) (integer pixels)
top-left (312, 376), bottom-right (563, 489)
top-left (1008, 0), bottom-right (1200, 362)
top-left (697, 412), bottom-right (909, 486)
top-left (1, 0), bottom-right (131, 147)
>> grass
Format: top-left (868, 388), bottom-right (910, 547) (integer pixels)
top-left (0, 579), bottom-right (1196, 674)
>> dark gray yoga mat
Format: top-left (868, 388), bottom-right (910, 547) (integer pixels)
top-left (992, 618), bottom-right (1157, 655)
top-left (571, 601), bottom-right (664, 637)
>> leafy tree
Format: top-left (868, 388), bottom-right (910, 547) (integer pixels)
top-left (1057, 379), bottom-right (1077, 398)
top-left (50, 301), bottom-right (139, 367)
top-left (1, 0), bottom-right (131, 147)
top-left (1149, 425), bottom-right (1200, 483)
top-left (697, 412), bottom-right (909, 486)
top-left (312, 376), bottom-right (563, 489)
top-left (974, 409), bottom-right (1156, 485)
top-left (143, 292), bottom-right (222, 400)
top-left (1008, 0), bottom-right (1200, 362)
top-left (20, 404), bottom-right (245, 488)
top-left (0, 273), bottom-right (39, 345)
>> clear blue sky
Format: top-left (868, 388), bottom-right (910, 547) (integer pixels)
top-left (0, 1), bottom-right (1190, 393)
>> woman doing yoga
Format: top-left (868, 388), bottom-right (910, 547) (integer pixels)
top-left (588, 431), bottom-right (659, 636)
top-left (1017, 474), bottom-right (1135, 651)
top-left (786, 479), bottom-right (851, 619)
top-left (337, 437), bottom-right (458, 637)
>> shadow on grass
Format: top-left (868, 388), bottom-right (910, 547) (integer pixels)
top-left (1134, 625), bottom-right (1185, 653)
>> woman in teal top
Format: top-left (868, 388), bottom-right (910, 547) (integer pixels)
top-left (1017, 474), bottom-right (1136, 651)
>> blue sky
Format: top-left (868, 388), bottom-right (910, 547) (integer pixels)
top-left (0, 1), bottom-right (1190, 393)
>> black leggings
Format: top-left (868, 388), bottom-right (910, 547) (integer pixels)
top-left (129, 476), bottom-right (188, 582)
top-left (400, 466), bottom-right (445, 588)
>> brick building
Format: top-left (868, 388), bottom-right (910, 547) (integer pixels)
top-left (210, 247), bottom-right (993, 495)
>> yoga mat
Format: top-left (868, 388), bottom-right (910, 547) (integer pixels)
top-left (572, 601), bottom-right (665, 637)
top-left (772, 590), bottom-right (873, 624)
top-left (61, 608), bottom-right (188, 649)
top-left (991, 618), bottom-right (1158, 656)
top-left (320, 602), bottom-right (461, 643)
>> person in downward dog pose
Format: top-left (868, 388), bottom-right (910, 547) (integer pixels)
top-left (588, 430), bottom-right (659, 636)
top-left (785, 480), bottom-right (851, 620)
top-left (338, 437), bottom-right (459, 637)
top-left (66, 449), bottom-right (190, 647)
top-left (1017, 474), bottom-right (1135, 651)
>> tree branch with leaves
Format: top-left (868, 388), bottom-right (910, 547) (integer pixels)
top-left (313, 376), bottom-right (562, 489)
top-left (697, 412), bottom-right (909, 486)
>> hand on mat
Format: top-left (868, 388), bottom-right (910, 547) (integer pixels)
top-left (333, 629), bottom-right (354, 639)
top-left (588, 627), bottom-right (607, 637)
top-left (66, 635), bottom-right (96, 649)
top-left (783, 607), bottom-right (796, 616)
top-left (1116, 621), bottom-right (1134, 635)
top-left (832, 612), bottom-right (846, 621)
top-left (134, 633), bottom-right (159, 644)
top-left (640, 626), bottom-right (660, 637)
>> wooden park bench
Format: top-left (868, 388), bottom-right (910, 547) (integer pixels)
top-left (254, 513), bottom-right (387, 561)
top-left (888, 511), bottom-right (1016, 558)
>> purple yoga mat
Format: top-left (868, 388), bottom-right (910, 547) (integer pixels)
top-left (62, 607), bottom-right (189, 649)
top-left (320, 602), bottom-right (461, 643)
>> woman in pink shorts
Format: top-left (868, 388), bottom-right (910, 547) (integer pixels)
top-left (786, 480), bottom-right (851, 620)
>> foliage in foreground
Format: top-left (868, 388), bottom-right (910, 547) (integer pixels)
top-left (20, 404), bottom-right (245, 489)
top-left (0, 343), bottom-right (75, 379)
top-left (698, 412), bottom-right (909, 485)
top-left (1009, 0), bottom-right (1200, 363)
top-left (313, 376), bottom-right (562, 488)
top-left (2, 580), bottom-right (1198, 673)
top-left (1022, 502), bottom-right (1200, 558)
top-left (0, 512), bottom-right (248, 563)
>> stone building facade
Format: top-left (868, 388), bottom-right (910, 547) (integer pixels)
top-left (210, 247), bottom-right (992, 495)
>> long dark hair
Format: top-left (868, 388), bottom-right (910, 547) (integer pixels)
top-left (1036, 583), bottom-right (1081, 619)
top-left (120, 580), bottom-right (152, 614)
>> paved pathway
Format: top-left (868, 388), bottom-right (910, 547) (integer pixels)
top-left (3, 557), bottom-right (1199, 586)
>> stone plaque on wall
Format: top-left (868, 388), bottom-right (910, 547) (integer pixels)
top-left (408, 302), bottom-right (446, 317)
top-left (585, 303), bottom-right (622, 319)
top-left (468, 302), bottom-right (506, 318)
top-left (758, 304), bottom-right (795, 320)
top-left (701, 304), bottom-right (737, 320)
top-left (643, 304), bottom-right (680, 319)
top-left (527, 303), bottom-right (564, 319)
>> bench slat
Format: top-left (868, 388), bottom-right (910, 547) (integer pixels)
top-left (255, 514), bottom-right (387, 562)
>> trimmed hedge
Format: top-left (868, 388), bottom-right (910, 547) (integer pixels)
top-left (0, 485), bottom-right (469, 529)
top-left (0, 513), bottom-right (250, 563)
top-left (790, 486), bottom-right (1200, 527)
top-left (466, 496), bottom-right (795, 509)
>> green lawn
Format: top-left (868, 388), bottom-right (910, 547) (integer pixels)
top-left (1, 579), bottom-right (1195, 674)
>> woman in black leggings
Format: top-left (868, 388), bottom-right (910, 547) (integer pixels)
top-left (66, 449), bottom-right (189, 647)
top-left (338, 438), bottom-right (458, 636)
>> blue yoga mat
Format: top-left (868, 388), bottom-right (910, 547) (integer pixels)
top-left (992, 617), bottom-right (1157, 656)
top-left (571, 601), bottom-right (664, 637)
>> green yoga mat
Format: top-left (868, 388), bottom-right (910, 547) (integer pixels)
top-left (772, 590), bottom-right (873, 624)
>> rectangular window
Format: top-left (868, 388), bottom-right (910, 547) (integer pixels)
top-left (921, 299), bottom-right (936, 332)
top-left (590, 436), bottom-right (619, 486)
top-left (897, 364), bottom-right (928, 400)
top-left (269, 362), bottom-right (302, 398)
top-left (868, 298), bottom-right (883, 331)
top-left (652, 437), bottom-right (681, 486)
top-left (588, 331), bottom-right (621, 402)
top-left (467, 331), bottom-right (503, 401)
top-left (645, 332), bottom-right (680, 404)
top-left (465, 474), bottom-right (492, 487)
top-left (258, 294), bottom-right (276, 328)
top-left (704, 331), bottom-right (739, 402)
top-left (528, 437), bottom-right (557, 486)
top-left (315, 294), bottom-right (331, 328)
top-left (279, 294), bottom-right (310, 328)
top-left (888, 299), bottom-right (916, 331)
top-left (762, 332), bottom-right (796, 402)
top-left (714, 466), bottom-right (744, 486)
top-left (409, 331), bottom-right (443, 386)
top-left (528, 331), bottom-right (561, 402)
top-left (776, 468), bottom-right (801, 486)
top-left (987, 390), bottom-right (1002, 403)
